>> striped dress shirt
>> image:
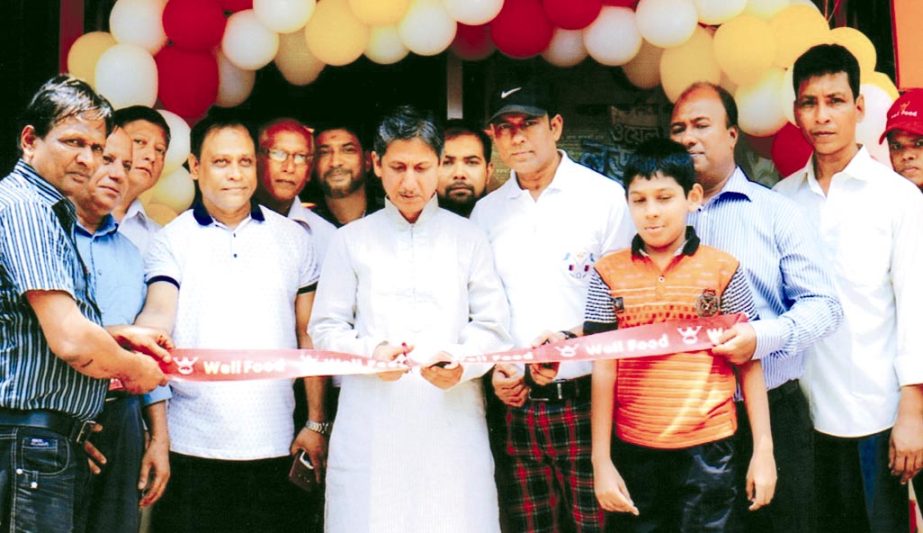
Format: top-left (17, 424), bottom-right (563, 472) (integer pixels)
top-left (688, 167), bottom-right (843, 391)
top-left (0, 161), bottom-right (107, 420)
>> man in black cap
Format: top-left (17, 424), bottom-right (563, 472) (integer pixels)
top-left (471, 80), bottom-right (633, 533)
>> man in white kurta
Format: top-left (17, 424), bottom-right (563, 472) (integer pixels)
top-left (309, 106), bottom-right (511, 533)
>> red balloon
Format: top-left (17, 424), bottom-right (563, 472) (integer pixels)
top-left (218, 0), bottom-right (252, 12)
top-left (491, 0), bottom-right (554, 59)
top-left (771, 123), bottom-right (813, 177)
top-left (451, 24), bottom-right (495, 61)
top-left (156, 47), bottom-right (219, 120)
top-left (602, 0), bottom-right (639, 7)
top-left (544, 0), bottom-right (602, 30)
top-left (163, 0), bottom-right (226, 51)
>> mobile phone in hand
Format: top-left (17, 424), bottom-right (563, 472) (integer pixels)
top-left (288, 451), bottom-right (316, 493)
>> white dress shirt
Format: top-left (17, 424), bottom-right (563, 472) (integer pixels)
top-left (285, 200), bottom-right (336, 266)
top-left (310, 197), bottom-right (511, 533)
top-left (117, 199), bottom-right (161, 256)
top-left (774, 147), bottom-right (923, 437)
top-left (471, 151), bottom-right (633, 380)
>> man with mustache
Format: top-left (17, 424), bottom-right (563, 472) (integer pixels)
top-left (0, 75), bottom-right (168, 532)
top-left (437, 120), bottom-right (493, 218)
top-left (311, 123), bottom-right (383, 227)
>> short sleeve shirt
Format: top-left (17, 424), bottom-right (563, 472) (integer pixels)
top-left (145, 202), bottom-right (317, 460)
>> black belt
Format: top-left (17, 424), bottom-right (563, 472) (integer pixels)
top-left (529, 375), bottom-right (592, 402)
top-left (0, 409), bottom-right (95, 444)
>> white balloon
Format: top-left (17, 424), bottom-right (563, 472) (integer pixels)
top-left (216, 52), bottom-right (256, 108)
top-left (109, 0), bottom-right (167, 54)
top-left (542, 29), bottom-right (588, 68)
top-left (622, 39), bottom-right (664, 89)
top-left (583, 7), bottom-right (643, 66)
top-left (398, 0), bottom-right (457, 56)
top-left (222, 10), bottom-right (280, 70)
top-left (157, 110), bottom-right (191, 178)
top-left (442, 0), bottom-right (503, 26)
top-left (781, 67), bottom-right (796, 124)
top-left (736, 67), bottom-right (788, 136)
top-left (94, 44), bottom-right (158, 109)
top-left (366, 26), bottom-right (410, 64)
top-left (150, 167), bottom-right (196, 213)
top-left (636, 0), bottom-right (698, 48)
top-left (693, 0), bottom-right (747, 25)
top-left (275, 31), bottom-right (326, 85)
top-left (745, 0), bottom-right (790, 20)
top-left (856, 83), bottom-right (895, 167)
top-left (254, 0), bottom-right (316, 33)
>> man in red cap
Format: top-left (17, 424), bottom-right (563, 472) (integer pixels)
top-left (883, 89), bottom-right (923, 191)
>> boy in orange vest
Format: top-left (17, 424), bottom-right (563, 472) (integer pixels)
top-left (585, 138), bottom-right (776, 531)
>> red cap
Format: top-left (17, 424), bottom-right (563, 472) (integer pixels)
top-left (880, 89), bottom-right (923, 144)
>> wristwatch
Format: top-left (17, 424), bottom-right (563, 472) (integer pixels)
top-left (304, 420), bottom-right (332, 436)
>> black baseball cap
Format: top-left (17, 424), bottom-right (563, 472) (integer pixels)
top-left (489, 79), bottom-right (554, 124)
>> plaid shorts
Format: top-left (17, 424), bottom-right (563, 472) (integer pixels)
top-left (501, 398), bottom-right (603, 533)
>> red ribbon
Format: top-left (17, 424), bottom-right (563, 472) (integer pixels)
top-left (157, 314), bottom-right (746, 382)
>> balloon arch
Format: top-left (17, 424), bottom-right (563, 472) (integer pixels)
top-left (65, 0), bottom-right (899, 222)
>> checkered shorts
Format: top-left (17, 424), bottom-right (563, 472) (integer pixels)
top-left (500, 398), bottom-right (604, 533)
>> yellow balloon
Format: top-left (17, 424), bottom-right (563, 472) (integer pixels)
top-left (866, 71), bottom-right (898, 101)
top-left (622, 39), bottom-right (663, 90)
top-left (150, 167), bottom-right (195, 213)
top-left (660, 26), bottom-right (722, 103)
top-left (348, 0), bottom-right (411, 26)
top-left (145, 203), bottom-right (179, 226)
top-left (829, 27), bottom-right (876, 80)
top-left (770, 5), bottom-right (829, 68)
top-left (67, 32), bottom-right (117, 88)
top-left (713, 15), bottom-right (776, 87)
top-left (275, 31), bottom-right (326, 85)
top-left (305, 0), bottom-right (370, 66)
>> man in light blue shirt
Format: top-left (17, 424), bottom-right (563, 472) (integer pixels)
top-left (69, 122), bottom-right (172, 533)
top-left (670, 82), bottom-right (843, 532)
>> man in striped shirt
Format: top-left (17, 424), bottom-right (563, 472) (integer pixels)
top-left (670, 81), bottom-right (843, 532)
top-left (0, 76), bottom-right (169, 531)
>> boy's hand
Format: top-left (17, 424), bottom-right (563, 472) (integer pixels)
top-left (889, 408), bottom-right (923, 483)
top-left (746, 446), bottom-right (777, 511)
top-left (492, 364), bottom-right (528, 407)
top-left (712, 323), bottom-right (757, 365)
top-left (593, 460), bottom-right (639, 515)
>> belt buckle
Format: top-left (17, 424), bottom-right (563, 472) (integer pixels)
top-left (555, 382), bottom-right (565, 401)
top-left (73, 420), bottom-right (95, 444)
top-left (528, 388), bottom-right (548, 402)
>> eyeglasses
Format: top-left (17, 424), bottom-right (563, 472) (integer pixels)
top-left (265, 149), bottom-right (312, 165)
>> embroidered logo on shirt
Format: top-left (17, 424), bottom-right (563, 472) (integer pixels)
top-left (612, 296), bottom-right (625, 314)
top-left (564, 251), bottom-right (596, 280)
top-left (696, 289), bottom-right (720, 317)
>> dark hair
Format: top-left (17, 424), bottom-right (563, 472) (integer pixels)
top-left (113, 105), bottom-right (171, 148)
top-left (793, 44), bottom-right (860, 99)
top-left (189, 112), bottom-right (254, 159)
top-left (676, 82), bottom-right (738, 129)
top-left (19, 75), bottom-right (113, 148)
top-left (373, 105), bottom-right (443, 158)
top-left (444, 119), bottom-right (492, 161)
top-left (623, 138), bottom-right (697, 194)
top-left (313, 122), bottom-right (366, 151)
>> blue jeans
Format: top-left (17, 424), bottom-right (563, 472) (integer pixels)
top-left (0, 425), bottom-right (87, 532)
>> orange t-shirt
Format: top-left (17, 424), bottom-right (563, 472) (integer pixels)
top-left (594, 244), bottom-right (741, 449)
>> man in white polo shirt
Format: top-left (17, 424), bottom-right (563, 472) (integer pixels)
top-left (471, 79), bottom-right (633, 533)
top-left (135, 114), bottom-right (319, 533)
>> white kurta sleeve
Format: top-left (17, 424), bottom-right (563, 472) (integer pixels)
top-left (308, 230), bottom-right (380, 357)
top-left (444, 231), bottom-right (512, 384)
